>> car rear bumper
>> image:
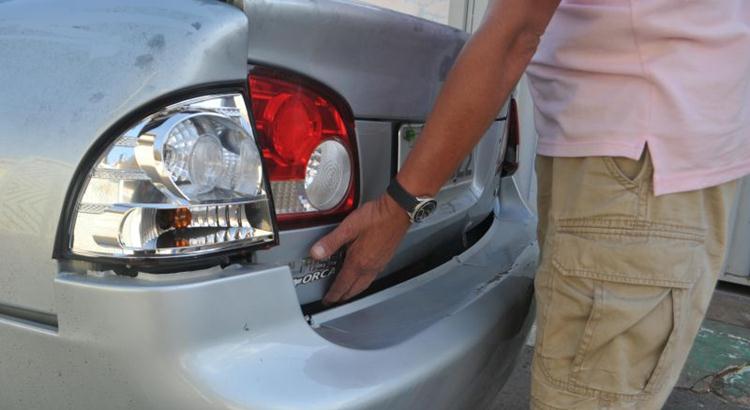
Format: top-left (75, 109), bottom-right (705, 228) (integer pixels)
top-left (0, 179), bottom-right (537, 410)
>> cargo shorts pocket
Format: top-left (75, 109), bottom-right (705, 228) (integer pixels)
top-left (602, 152), bottom-right (650, 189)
top-left (536, 222), bottom-right (706, 397)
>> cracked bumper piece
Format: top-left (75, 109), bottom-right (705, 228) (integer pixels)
top-left (7, 188), bottom-right (537, 410)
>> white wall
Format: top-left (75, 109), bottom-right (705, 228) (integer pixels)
top-left (357, 0), bottom-right (463, 27)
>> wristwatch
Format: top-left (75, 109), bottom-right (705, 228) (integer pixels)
top-left (386, 178), bottom-right (437, 223)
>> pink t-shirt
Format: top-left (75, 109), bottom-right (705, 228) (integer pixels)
top-left (527, 0), bottom-right (750, 195)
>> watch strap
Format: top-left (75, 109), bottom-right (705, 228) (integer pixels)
top-left (386, 178), bottom-right (420, 213)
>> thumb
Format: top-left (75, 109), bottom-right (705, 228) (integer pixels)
top-left (311, 216), bottom-right (358, 260)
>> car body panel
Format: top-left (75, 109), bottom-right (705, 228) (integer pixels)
top-left (0, 178), bottom-right (537, 410)
top-left (242, 0), bottom-right (510, 305)
top-left (0, 0), bottom-right (539, 408)
top-left (0, 0), bottom-right (250, 314)
top-left (245, 0), bottom-right (511, 305)
top-left (243, 0), bottom-right (469, 121)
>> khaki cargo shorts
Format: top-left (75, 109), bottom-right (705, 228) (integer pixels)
top-left (531, 151), bottom-right (738, 410)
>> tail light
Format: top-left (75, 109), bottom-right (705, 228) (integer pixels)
top-left (248, 69), bottom-right (358, 228)
top-left (500, 97), bottom-right (520, 176)
top-left (61, 93), bottom-right (276, 267)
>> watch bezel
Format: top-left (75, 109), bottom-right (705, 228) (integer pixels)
top-left (409, 197), bottom-right (437, 223)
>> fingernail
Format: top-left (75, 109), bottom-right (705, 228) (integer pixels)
top-left (311, 244), bottom-right (326, 259)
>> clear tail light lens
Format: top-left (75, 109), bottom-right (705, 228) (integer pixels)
top-left (67, 94), bottom-right (276, 263)
top-left (248, 71), bottom-right (357, 228)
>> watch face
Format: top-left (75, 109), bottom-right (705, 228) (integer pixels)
top-left (412, 200), bottom-right (437, 223)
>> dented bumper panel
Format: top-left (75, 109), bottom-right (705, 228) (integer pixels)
top-left (0, 180), bottom-right (537, 410)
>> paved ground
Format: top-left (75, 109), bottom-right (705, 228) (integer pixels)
top-left (492, 282), bottom-right (750, 409)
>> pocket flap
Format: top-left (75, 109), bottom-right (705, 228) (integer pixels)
top-left (552, 226), bottom-right (706, 288)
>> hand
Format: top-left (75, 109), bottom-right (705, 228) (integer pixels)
top-left (311, 194), bottom-right (411, 305)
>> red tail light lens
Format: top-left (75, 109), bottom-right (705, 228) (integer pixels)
top-left (500, 97), bottom-right (520, 176)
top-left (248, 70), bottom-right (358, 228)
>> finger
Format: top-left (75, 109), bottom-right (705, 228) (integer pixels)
top-left (341, 271), bottom-right (377, 301)
top-left (311, 215), bottom-right (358, 260)
top-left (322, 253), bottom-right (362, 305)
top-left (322, 274), bottom-right (355, 306)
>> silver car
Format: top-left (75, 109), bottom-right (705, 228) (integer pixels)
top-left (0, 0), bottom-right (537, 408)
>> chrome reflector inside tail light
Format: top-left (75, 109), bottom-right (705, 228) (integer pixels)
top-left (69, 94), bottom-right (276, 260)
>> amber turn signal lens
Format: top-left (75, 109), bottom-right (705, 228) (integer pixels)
top-left (171, 208), bottom-right (192, 229)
